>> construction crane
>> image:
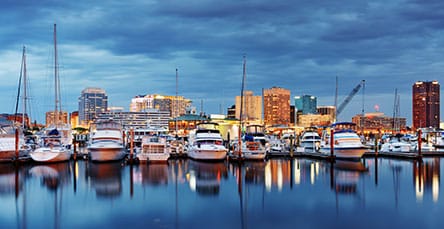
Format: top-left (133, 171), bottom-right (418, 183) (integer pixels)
top-left (336, 80), bottom-right (365, 118)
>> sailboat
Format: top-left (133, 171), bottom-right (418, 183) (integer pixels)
top-left (30, 24), bottom-right (72, 163)
top-left (0, 47), bottom-right (33, 162)
top-left (231, 56), bottom-right (267, 160)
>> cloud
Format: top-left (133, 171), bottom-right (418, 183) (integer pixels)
top-left (0, 0), bottom-right (443, 125)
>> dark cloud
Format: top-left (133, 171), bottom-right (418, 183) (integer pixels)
top-left (0, 0), bottom-right (443, 124)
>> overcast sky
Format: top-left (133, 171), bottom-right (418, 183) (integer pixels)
top-left (0, 0), bottom-right (442, 125)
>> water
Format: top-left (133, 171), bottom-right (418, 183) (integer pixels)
top-left (1, 157), bottom-right (443, 228)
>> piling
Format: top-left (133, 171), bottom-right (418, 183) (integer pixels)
top-left (329, 129), bottom-right (334, 160)
top-left (15, 128), bottom-right (19, 161)
top-left (289, 135), bottom-right (294, 157)
top-left (73, 136), bottom-right (77, 161)
top-left (129, 128), bottom-right (134, 164)
top-left (417, 129), bottom-right (422, 158)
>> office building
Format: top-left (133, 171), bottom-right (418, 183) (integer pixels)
top-left (294, 95), bottom-right (317, 114)
top-left (129, 94), bottom-right (191, 118)
top-left (235, 90), bottom-right (262, 122)
top-left (78, 87), bottom-right (108, 126)
top-left (263, 87), bottom-right (291, 126)
top-left (412, 81), bottom-right (440, 129)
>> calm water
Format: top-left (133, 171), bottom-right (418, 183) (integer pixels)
top-left (1, 156), bottom-right (443, 229)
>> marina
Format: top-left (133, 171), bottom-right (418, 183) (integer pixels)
top-left (2, 155), bottom-right (444, 228)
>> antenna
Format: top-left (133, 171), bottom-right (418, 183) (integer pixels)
top-left (334, 76), bottom-right (338, 122)
top-left (175, 68), bottom-right (178, 135)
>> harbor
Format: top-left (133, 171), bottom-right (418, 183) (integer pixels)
top-left (2, 155), bottom-right (444, 228)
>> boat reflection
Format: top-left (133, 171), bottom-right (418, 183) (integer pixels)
top-left (333, 160), bottom-right (368, 195)
top-left (186, 160), bottom-right (228, 196)
top-left (87, 162), bottom-right (123, 198)
top-left (28, 162), bottom-right (71, 191)
top-left (0, 164), bottom-right (21, 196)
top-left (135, 163), bottom-right (169, 186)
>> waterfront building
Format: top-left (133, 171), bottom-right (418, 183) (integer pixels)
top-left (70, 111), bottom-right (79, 128)
top-left (169, 114), bottom-right (210, 137)
top-left (226, 105), bottom-right (236, 119)
top-left (317, 106), bottom-right (336, 122)
top-left (78, 87), bottom-right (108, 126)
top-left (0, 113), bottom-right (30, 127)
top-left (412, 81), bottom-right (440, 129)
top-left (95, 110), bottom-right (170, 130)
top-left (263, 87), bottom-right (291, 127)
top-left (235, 90), bottom-right (262, 122)
top-left (45, 110), bottom-right (69, 126)
top-left (295, 95), bottom-right (317, 114)
top-left (130, 94), bottom-right (191, 118)
top-left (351, 112), bottom-right (407, 133)
top-left (297, 114), bottom-right (334, 127)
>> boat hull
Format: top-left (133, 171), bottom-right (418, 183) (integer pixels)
top-left (137, 153), bottom-right (170, 163)
top-left (30, 147), bottom-right (71, 163)
top-left (242, 150), bottom-right (266, 160)
top-left (187, 148), bottom-right (227, 161)
top-left (320, 147), bottom-right (367, 159)
top-left (89, 148), bottom-right (126, 162)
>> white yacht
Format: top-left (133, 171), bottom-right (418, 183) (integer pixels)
top-left (137, 134), bottom-right (170, 163)
top-left (88, 120), bottom-right (126, 162)
top-left (380, 134), bottom-right (413, 154)
top-left (187, 123), bottom-right (227, 161)
top-left (30, 127), bottom-right (72, 163)
top-left (299, 128), bottom-right (321, 152)
top-left (235, 125), bottom-right (268, 160)
top-left (0, 124), bottom-right (31, 162)
top-left (319, 122), bottom-right (368, 159)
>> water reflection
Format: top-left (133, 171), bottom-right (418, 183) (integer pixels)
top-left (0, 164), bottom-right (21, 196)
top-left (2, 157), bottom-right (444, 228)
top-left (186, 160), bottom-right (228, 196)
top-left (134, 163), bottom-right (169, 186)
top-left (29, 163), bottom-right (71, 191)
top-left (333, 160), bottom-right (368, 195)
top-left (87, 162), bottom-right (123, 198)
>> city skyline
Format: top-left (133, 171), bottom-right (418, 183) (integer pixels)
top-left (0, 1), bottom-right (443, 125)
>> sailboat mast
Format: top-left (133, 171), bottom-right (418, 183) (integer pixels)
top-left (22, 46), bottom-right (28, 128)
top-left (54, 24), bottom-right (60, 125)
top-left (237, 55), bottom-right (247, 157)
top-left (175, 68), bottom-right (178, 135)
top-left (240, 55), bottom-right (246, 132)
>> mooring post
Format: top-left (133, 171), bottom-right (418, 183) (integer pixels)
top-left (73, 135), bottom-right (77, 161)
top-left (130, 128), bottom-right (134, 164)
top-left (418, 129), bottom-right (422, 158)
top-left (330, 129), bottom-right (334, 160)
top-left (289, 134), bottom-right (294, 157)
top-left (15, 128), bottom-right (19, 162)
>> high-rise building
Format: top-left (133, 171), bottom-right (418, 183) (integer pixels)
top-left (235, 90), bottom-right (262, 122)
top-left (78, 87), bottom-right (108, 126)
top-left (412, 81), bottom-right (440, 129)
top-left (294, 95), bottom-right (317, 114)
top-left (129, 94), bottom-right (191, 118)
top-left (263, 87), bottom-right (291, 126)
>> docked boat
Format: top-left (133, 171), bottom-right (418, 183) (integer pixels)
top-left (319, 122), bottom-right (368, 159)
top-left (380, 134), bottom-right (413, 153)
top-left (88, 120), bottom-right (126, 162)
top-left (30, 25), bottom-right (72, 163)
top-left (31, 127), bottom-right (72, 163)
top-left (232, 125), bottom-right (267, 160)
top-left (187, 122), bottom-right (227, 161)
top-left (0, 124), bottom-right (31, 162)
top-left (299, 127), bottom-right (321, 153)
top-left (137, 134), bottom-right (170, 163)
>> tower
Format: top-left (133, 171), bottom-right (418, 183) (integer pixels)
top-left (412, 81), bottom-right (440, 129)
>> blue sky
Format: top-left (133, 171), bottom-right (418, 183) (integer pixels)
top-left (0, 0), bottom-right (442, 125)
